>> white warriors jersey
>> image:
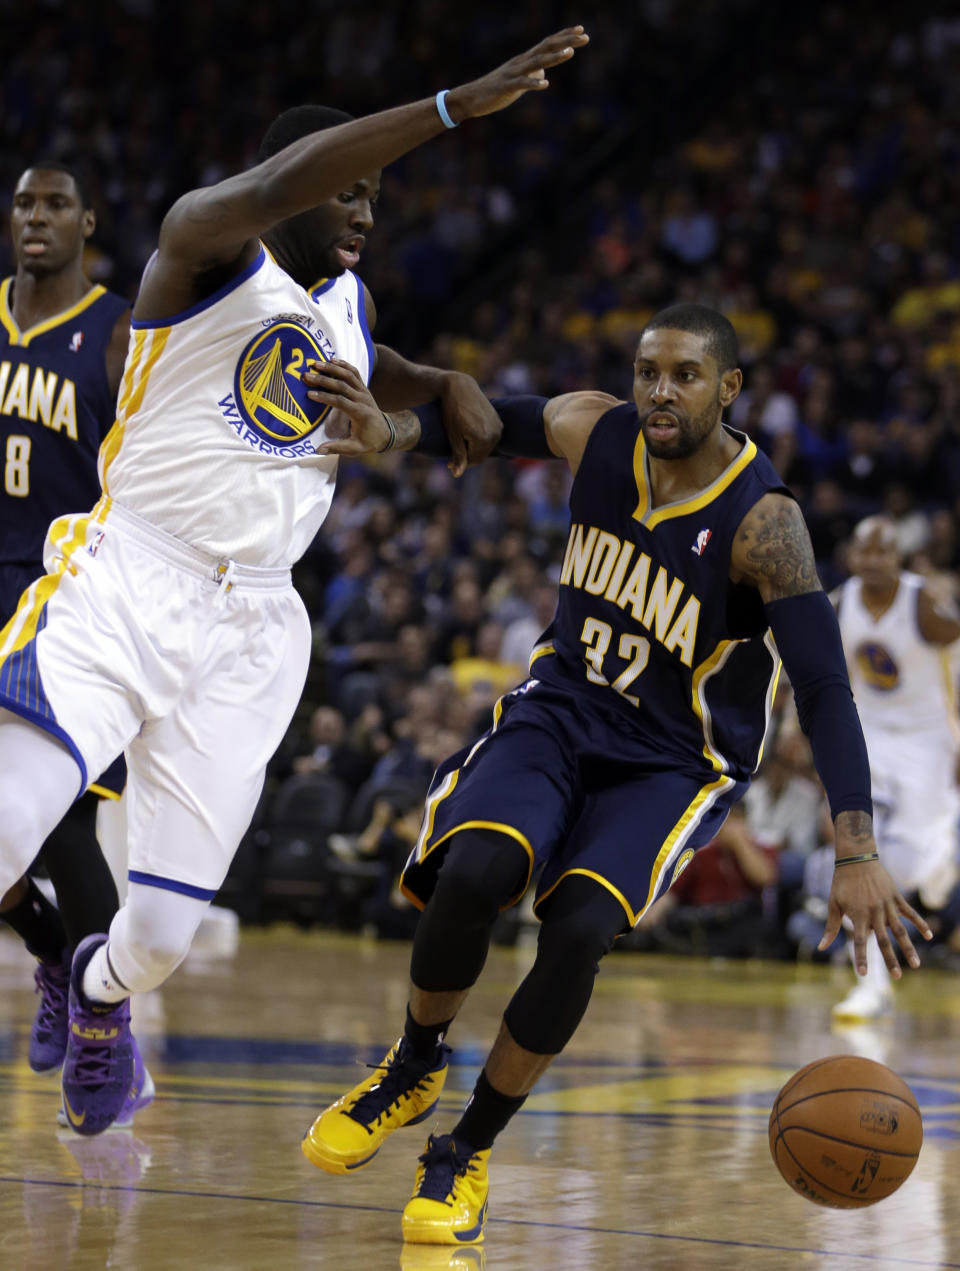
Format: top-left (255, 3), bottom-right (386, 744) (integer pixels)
top-left (97, 245), bottom-right (373, 567)
top-left (838, 571), bottom-right (960, 742)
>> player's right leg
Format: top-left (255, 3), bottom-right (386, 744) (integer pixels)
top-left (302, 828), bottom-right (530, 1174)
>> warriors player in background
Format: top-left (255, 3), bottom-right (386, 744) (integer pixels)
top-left (300, 304), bottom-right (929, 1247)
top-left (832, 515), bottom-right (960, 1021)
top-left (0, 164), bottom-right (150, 1118)
top-left (0, 28), bottom-right (590, 1137)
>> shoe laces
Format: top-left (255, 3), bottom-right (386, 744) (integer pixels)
top-left (348, 1040), bottom-right (437, 1126)
top-left (33, 962), bottom-right (68, 1038)
top-left (415, 1134), bottom-right (474, 1203)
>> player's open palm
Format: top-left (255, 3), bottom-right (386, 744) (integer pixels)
top-left (305, 359), bottom-right (391, 457)
top-left (819, 859), bottom-right (931, 977)
top-left (446, 26), bottom-right (589, 120)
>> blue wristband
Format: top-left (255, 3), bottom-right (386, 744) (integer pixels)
top-left (436, 90), bottom-right (458, 129)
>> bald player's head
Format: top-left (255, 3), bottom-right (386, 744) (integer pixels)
top-left (849, 516), bottom-right (901, 589)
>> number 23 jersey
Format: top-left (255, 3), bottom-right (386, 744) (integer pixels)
top-left (98, 245), bottom-right (372, 568)
top-left (531, 403), bottom-right (790, 782)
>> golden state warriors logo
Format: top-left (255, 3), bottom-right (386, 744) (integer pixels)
top-left (233, 321), bottom-right (329, 447)
top-left (855, 641), bottom-right (900, 691)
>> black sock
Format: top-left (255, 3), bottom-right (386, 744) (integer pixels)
top-left (1, 876), bottom-right (68, 963)
top-left (404, 1005), bottom-right (452, 1063)
top-left (452, 1069), bottom-right (527, 1151)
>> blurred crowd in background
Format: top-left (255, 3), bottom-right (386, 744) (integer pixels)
top-left (2, 0), bottom-right (959, 955)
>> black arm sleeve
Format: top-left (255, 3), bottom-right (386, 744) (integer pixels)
top-left (764, 591), bottom-right (873, 820)
top-left (413, 396), bottom-right (554, 460)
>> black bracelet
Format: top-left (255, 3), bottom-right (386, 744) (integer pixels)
top-left (834, 851), bottom-right (879, 867)
top-left (377, 412), bottom-right (397, 453)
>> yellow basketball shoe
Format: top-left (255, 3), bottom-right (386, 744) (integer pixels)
top-left (302, 1038), bottom-right (451, 1174)
top-left (401, 1134), bottom-right (490, 1246)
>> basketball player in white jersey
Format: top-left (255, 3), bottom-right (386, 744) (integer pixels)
top-left (833, 516), bottom-right (960, 1020)
top-left (0, 26), bottom-right (591, 1135)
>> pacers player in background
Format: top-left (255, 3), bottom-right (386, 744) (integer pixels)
top-left (832, 515), bottom-right (960, 1021)
top-left (0, 27), bottom-right (591, 1137)
top-left (0, 164), bottom-right (150, 1117)
top-left (301, 304), bottom-right (930, 1247)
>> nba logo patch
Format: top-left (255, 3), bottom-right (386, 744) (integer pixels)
top-left (69, 330), bottom-right (84, 352)
top-left (691, 528), bottom-right (712, 556)
top-left (87, 530), bottom-right (105, 557)
top-left (345, 298), bottom-right (354, 325)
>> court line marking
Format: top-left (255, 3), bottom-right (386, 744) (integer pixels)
top-left (0, 1176), bottom-right (956, 1265)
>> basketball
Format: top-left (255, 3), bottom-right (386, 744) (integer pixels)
top-left (769, 1055), bottom-right (922, 1208)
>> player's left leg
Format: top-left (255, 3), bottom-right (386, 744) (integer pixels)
top-left (402, 875), bottom-right (627, 1246)
top-left (61, 578), bottom-right (311, 1134)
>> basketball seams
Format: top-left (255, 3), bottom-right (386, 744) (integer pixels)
top-left (772, 1136), bottom-right (881, 1207)
top-left (772, 1123), bottom-right (922, 1162)
top-left (775, 1084), bottom-right (920, 1117)
top-left (769, 1056), bottom-right (922, 1208)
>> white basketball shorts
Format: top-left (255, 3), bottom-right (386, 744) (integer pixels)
top-left (867, 725), bottom-right (960, 897)
top-left (0, 499), bottom-right (312, 897)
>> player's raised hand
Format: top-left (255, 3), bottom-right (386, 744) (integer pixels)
top-left (305, 360), bottom-right (393, 457)
top-left (445, 26), bottom-right (589, 121)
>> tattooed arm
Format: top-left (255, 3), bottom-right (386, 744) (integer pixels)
top-left (730, 492), bottom-right (931, 973)
top-left (729, 491), bottom-right (820, 601)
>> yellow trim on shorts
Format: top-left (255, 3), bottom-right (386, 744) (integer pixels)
top-left (402, 818), bottom-right (535, 913)
top-left (88, 783), bottom-right (122, 801)
top-left (99, 325), bottom-right (170, 490)
top-left (534, 773), bottom-right (734, 929)
top-left (534, 867), bottom-right (636, 927)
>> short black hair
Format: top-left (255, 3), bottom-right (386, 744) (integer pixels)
top-left (19, 160), bottom-right (92, 210)
top-left (257, 106), bottom-right (355, 163)
top-left (640, 303), bottom-right (740, 372)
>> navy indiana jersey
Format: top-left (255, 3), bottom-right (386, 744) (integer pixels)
top-left (530, 403), bottom-right (790, 783)
top-left (0, 279), bottom-right (128, 584)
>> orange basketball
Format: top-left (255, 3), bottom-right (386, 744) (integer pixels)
top-left (769, 1054), bottom-right (922, 1208)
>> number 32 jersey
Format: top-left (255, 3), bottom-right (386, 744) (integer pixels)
top-left (531, 403), bottom-right (790, 783)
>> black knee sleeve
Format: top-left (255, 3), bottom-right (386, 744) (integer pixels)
top-left (504, 876), bottom-right (627, 1054)
top-left (39, 792), bottom-right (120, 947)
top-left (410, 828), bottom-right (529, 993)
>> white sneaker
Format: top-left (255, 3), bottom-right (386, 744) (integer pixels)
top-left (831, 982), bottom-right (894, 1021)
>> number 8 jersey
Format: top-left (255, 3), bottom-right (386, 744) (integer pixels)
top-left (530, 403), bottom-right (790, 783)
top-left (0, 279), bottom-right (128, 585)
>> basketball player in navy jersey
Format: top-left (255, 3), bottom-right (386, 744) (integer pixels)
top-left (301, 304), bottom-right (930, 1246)
top-left (0, 164), bottom-right (151, 1115)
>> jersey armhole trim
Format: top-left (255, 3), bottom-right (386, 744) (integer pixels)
top-left (130, 246), bottom-right (267, 331)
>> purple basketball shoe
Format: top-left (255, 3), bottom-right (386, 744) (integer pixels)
top-left (29, 955), bottom-right (70, 1072)
top-left (60, 934), bottom-right (135, 1136)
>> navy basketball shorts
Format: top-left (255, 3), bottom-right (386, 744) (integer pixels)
top-left (401, 679), bottom-right (747, 930)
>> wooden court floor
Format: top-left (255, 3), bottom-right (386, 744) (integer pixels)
top-left (2, 927), bottom-right (960, 1271)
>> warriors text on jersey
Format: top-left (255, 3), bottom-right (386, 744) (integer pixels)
top-left (0, 278), bottom-right (128, 574)
top-left (97, 246), bottom-right (373, 567)
top-left (529, 404), bottom-right (790, 782)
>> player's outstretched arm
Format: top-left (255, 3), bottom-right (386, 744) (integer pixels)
top-left (307, 364), bottom-right (618, 477)
top-left (155, 27), bottom-right (589, 274)
top-left (731, 492), bottom-right (932, 975)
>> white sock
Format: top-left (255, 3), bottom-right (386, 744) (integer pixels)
top-left (82, 943), bottom-right (130, 1006)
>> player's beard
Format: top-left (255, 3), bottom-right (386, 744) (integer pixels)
top-left (639, 396), bottom-right (721, 460)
